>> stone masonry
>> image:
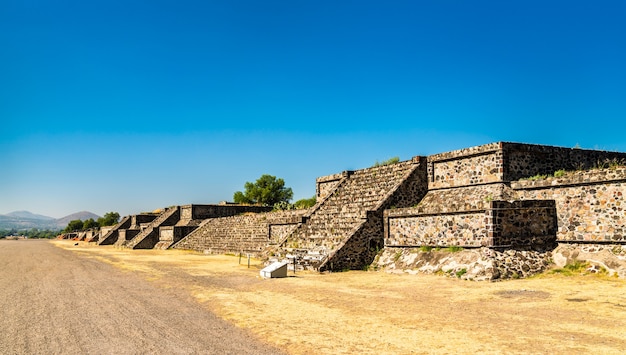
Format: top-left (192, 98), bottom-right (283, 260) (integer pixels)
top-left (387, 143), bottom-right (626, 250)
top-left (380, 142), bottom-right (626, 279)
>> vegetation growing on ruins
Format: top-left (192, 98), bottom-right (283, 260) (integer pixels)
top-left (233, 174), bottom-right (293, 206)
top-left (294, 196), bottom-right (317, 209)
top-left (548, 260), bottom-right (605, 277)
top-left (272, 196), bottom-right (317, 211)
top-left (595, 157), bottom-right (626, 170)
top-left (523, 158), bottom-right (626, 181)
top-left (372, 156), bottom-right (400, 167)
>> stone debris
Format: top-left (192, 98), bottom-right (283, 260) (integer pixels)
top-left (374, 247), bottom-right (552, 281)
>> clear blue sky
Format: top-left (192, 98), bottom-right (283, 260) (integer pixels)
top-left (1, 0), bottom-right (625, 218)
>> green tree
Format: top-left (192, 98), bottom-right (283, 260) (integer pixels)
top-left (233, 174), bottom-right (293, 206)
top-left (97, 212), bottom-right (120, 227)
top-left (82, 218), bottom-right (99, 230)
top-left (64, 219), bottom-right (84, 233)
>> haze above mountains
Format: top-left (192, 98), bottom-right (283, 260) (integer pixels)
top-left (0, 211), bottom-right (101, 230)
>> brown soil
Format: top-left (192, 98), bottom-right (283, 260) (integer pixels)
top-left (5, 239), bottom-right (626, 354)
top-left (0, 239), bottom-right (284, 355)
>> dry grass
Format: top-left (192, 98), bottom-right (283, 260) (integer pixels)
top-left (54, 240), bottom-right (626, 354)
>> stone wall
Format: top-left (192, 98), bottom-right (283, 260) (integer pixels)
top-left (316, 172), bottom-right (345, 200)
top-left (489, 200), bottom-right (557, 248)
top-left (156, 226), bottom-right (199, 250)
top-left (503, 143), bottom-right (626, 182)
top-left (129, 214), bottom-right (158, 229)
top-left (428, 143), bottom-right (503, 189)
top-left (426, 142), bottom-right (626, 189)
top-left (385, 199), bottom-right (557, 250)
top-left (118, 229), bottom-right (140, 244)
top-left (384, 184), bottom-right (506, 248)
top-left (512, 168), bottom-right (626, 243)
top-left (178, 204), bottom-right (273, 223)
top-left (387, 211), bottom-right (489, 247)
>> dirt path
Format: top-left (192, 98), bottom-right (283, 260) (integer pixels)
top-left (5, 239), bottom-right (626, 354)
top-left (0, 239), bottom-right (284, 355)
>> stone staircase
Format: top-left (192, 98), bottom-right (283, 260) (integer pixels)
top-left (172, 214), bottom-right (271, 255)
top-left (97, 216), bottom-right (131, 245)
top-left (172, 209), bottom-right (307, 255)
top-left (277, 157), bottom-right (427, 271)
top-left (125, 207), bottom-right (181, 249)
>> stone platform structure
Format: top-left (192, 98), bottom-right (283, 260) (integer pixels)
top-left (378, 142), bottom-right (626, 279)
top-left (90, 141), bottom-right (626, 279)
top-left (385, 142), bottom-right (626, 249)
top-left (108, 204), bottom-right (274, 250)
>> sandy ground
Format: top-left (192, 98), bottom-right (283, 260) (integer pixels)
top-left (0, 239), bottom-right (284, 355)
top-left (4, 239), bottom-right (626, 354)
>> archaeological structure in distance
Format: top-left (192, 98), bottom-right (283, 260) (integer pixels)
top-left (61, 142), bottom-right (626, 280)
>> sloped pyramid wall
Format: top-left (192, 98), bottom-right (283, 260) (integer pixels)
top-left (172, 210), bottom-right (307, 256)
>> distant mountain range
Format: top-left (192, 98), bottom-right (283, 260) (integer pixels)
top-left (0, 211), bottom-right (101, 230)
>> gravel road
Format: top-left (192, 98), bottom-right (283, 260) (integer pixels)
top-left (0, 239), bottom-right (284, 355)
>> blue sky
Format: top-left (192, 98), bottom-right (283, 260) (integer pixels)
top-left (1, 0), bottom-right (625, 219)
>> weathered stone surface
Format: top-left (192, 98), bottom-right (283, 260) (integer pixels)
top-left (512, 169), bottom-right (626, 243)
top-left (374, 247), bottom-right (552, 281)
top-left (552, 243), bottom-right (626, 278)
top-left (378, 142), bottom-right (625, 278)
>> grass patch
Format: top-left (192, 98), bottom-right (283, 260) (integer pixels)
top-left (372, 156), bottom-right (400, 167)
top-left (550, 260), bottom-right (591, 276)
top-left (446, 246), bottom-right (464, 252)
